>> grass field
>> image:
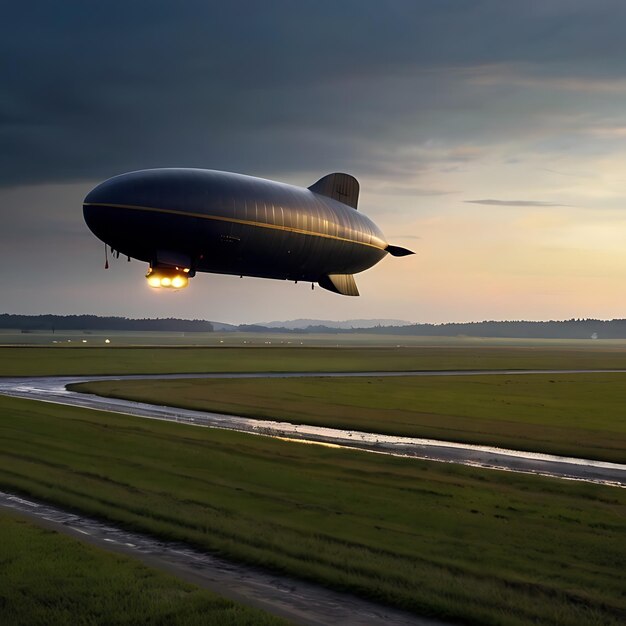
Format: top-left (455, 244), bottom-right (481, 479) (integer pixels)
top-left (1, 394), bottom-right (624, 626)
top-left (2, 343), bottom-right (626, 377)
top-left (0, 509), bottom-right (286, 625)
top-left (73, 373), bottom-right (626, 463)
top-left (5, 328), bottom-right (626, 348)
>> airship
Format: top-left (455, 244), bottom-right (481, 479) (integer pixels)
top-left (83, 169), bottom-right (413, 296)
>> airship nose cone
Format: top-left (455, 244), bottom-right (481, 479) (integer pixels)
top-left (82, 169), bottom-right (200, 262)
top-left (84, 170), bottom-right (148, 206)
top-left (83, 170), bottom-right (162, 241)
top-left (83, 171), bottom-right (153, 250)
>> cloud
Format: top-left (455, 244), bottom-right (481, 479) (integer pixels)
top-left (541, 168), bottom-right (594, 179)
top-left (582, 126), bottom-right (626, 137)
top-left (466, 64), bottom-right (626, 94)
top-left (369, 184), bottom-right (457, 197)
top-left (464, 199), bottom-right (568, 207)
top-left (4, 2), bottom-right (626, 188)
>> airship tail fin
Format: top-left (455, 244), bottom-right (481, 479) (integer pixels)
top-left (386, 244), bottom-right (415, 257)
top-left (309, 173), bottom-right (359, 209)
top-left (318, 273), bottom-right (360, 296)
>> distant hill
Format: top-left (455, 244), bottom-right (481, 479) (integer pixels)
top-left (210, 321), bottom-right (238, 332)
top-left (257, 318), bottom-right (411, 329)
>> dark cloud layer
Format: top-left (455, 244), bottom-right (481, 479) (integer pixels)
top-left (3, 1), bottom-right (626, 187)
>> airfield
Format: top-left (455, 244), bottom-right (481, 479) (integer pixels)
top-left (1, 333), bottom-right (625, 625)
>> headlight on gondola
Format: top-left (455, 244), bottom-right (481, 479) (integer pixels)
top-left (146, 268), bottom-right (190, 289)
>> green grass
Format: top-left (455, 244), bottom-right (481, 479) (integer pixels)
top-left (0, 509), bottom-right (287, 626)
top-left (0, 395), bottom-right (624, 625)
top-left (5, 328), bottom-right (626, 348)
top-left (2, 344), bottom-right (626, 377)
top-left (73, 374), bottom-right (626, 463)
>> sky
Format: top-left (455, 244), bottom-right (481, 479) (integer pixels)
top-left (2, 1), bottom-right (626, 324)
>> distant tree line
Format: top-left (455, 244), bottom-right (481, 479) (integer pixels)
top-left (4, 314), bottom-right (626, 338)
top-left (0, 314), bottom-right (213, 333)
top-left (240, 319), bottom-right (626, 339)
top-left (381, 319), bottom-right (626, 338)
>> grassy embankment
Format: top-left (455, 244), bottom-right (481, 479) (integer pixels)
top-left (74, 373), bottom-right (626, 463)
top-left (0, 510), bottom-right (287, 625)
top-left (1, 394), bottom-right (624, 626)
top-left (2, 343), bottom-right (626, 376)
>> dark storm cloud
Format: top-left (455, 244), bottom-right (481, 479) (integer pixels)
top-left (464, 200), bottom-right (568, 207)
top-left (3, 1), bottom-right (626, 187)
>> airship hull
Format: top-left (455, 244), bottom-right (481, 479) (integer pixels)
top-left (83, 169), bottom-right (410, 295)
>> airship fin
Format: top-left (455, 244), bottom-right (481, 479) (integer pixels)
top-left (385, 244), bottom-right (415, 257)
top-left (318, 273), bottom-right (360, 296)
top-left (308, 173), bottom-right (360, 209)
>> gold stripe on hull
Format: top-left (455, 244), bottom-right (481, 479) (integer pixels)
top-left (83, 202), bottom-right (388, 252)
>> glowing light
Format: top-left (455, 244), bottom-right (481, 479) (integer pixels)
top-left (146, 267), bottom-right (190, 289)
top-left (105, 339), bottom-right (110, 344)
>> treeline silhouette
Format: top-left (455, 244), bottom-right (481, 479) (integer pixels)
top-left (3, 314), bottom-right (626, 338)
top-left (0, 314), bottom-right (213, 333)
top-left (241, 319), bottom-right (626, 338)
